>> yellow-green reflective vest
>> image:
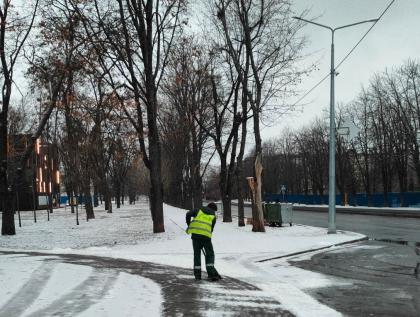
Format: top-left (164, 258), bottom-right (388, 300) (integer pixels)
top-left (187, 210), bottom-right (215, 238)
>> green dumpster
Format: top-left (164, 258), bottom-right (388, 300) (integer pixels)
top-left (264, 203), bottom-right (282, 226)
top-left (280, 203), bottom-right (293, 226)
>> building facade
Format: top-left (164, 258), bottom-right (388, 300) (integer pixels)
top-left (9, 135), bottom-right (60, 210)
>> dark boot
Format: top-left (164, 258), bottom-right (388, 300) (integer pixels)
top-left (208, 276), bottom-right (220, 281)
top-left (194, 268), bottom-right (201, 280)
top-left (208, 269), bottom-right (222, 281)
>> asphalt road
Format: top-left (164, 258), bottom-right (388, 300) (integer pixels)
top-left (223, 203), bottom-right (420, 316)
top-left (225, 203), bottom-right (420, 243)
top-left (292, 241), bottom-right (420, 317)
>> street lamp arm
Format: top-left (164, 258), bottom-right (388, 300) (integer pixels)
top-left (292, 16), bottom-right (332, 32)
top-left (334, 19), bottom-right (379, 31)
top-left (293, 16), bottom-right (378, 33)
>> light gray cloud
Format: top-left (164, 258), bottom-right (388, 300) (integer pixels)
top-left (261, 0), bottom-right (420, 138)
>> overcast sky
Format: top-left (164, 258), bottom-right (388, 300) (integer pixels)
top-left (261, 0), bottom-right (420, 139)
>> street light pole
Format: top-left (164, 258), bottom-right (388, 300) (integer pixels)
top-left (293, 16), bottom-right (378, 234)
top-left (329, 30), bottom-right (336, 233)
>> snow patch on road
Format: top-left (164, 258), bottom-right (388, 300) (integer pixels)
top-left (78, 272), bottom-right (162, 317)
top-left (0, 254), bottom-right (162, 317)
top-left (327, 244), bottom-right (385, 253)
top-left (21, 263), bottom-right (93, 317)
top-left (0, 255), bottom-right (45, 308)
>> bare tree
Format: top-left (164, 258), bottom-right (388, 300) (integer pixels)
top-left (261, 131), bottom-right (302, 196)
top-left (1, 0), bottom-right (40, 235)
top-left (295, 120), bottom-right (328, 201)
top-left (349, 90), bottom-right (374, 206)
top-left (401, 61), bottom-right (420, 186)
top-left (109, 130), bottom-right (138, 208)
top-left (382, 71), bottom-right (410, 206)
top-left (160, 38), bottom-right (213, 209)
top-left (71, 0), bottom-right (185, 233)
top-left (213, 0), bottom-right (307, 231)
top-left (368, 76), bottom-right (394, 206)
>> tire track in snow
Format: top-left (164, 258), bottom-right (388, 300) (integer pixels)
top-left (0, 251), bottom-right (294, 316)
top-left (0, 258), bottom-right (57, 317)
top-left (25, 267), bottom-right (118, 317)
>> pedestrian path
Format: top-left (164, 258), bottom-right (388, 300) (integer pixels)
top-left (0, 251), bottom-right (294, 317)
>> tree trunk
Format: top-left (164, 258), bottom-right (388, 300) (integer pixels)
top-left (104, 194), bottom-right (111, 212)
top-left (221, 194), bottom-right (232, 222)
top-left (149, 142), bottom-right (164, 233)
top-left (224, 116), bottom-right (240, 223)
top-left (104, 193), bottom-right (109, 210)
top-left (191, 169), bottom-right (202, 210)
top-left (350, 170), bottom-right (358, 207)
top-left (67, 189), bottom-right (75, 213)
top-left (83, 183), bottom-right (94, 220)
top-left (121, 183), bottom-right (125, 205)
top-left (252, 153), bottom-right (265, 232)
top-left (116, 183), bottom-right (121, 208)
top-left (103, 179), bottom-right (112, 213)
top-left (190, 130), bottom-right (203, 209)
top-left (93, 184), bottom-right (99, 207)
top-left (236, 59), bottom-right (249, 227)
top-left (219, 158), bottom-right (232, 222)
top-left (251, 101), bottom-right (265, 232)
top-left (381, 165), bottom-right (390, 207)
top-left (236, 160), bottom-right (245, 227)
top-left (0, 97), bottom-right (16, 235)
top-left (142, 64), bottom-right (165, 232)
top-left (1, 192), bottom-right (15, 235)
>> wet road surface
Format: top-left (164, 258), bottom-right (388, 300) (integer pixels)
top-left (226, 203), bottom-right (420, 316)
top-left (291, 240), bottom-right (420, 317)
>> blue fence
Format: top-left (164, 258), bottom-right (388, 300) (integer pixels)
top-left (60, 196), bottom-right (68, 205)
top-left (59, 195), bottom-right (98, 206)
top-left (264, 192), bottom-right (420, 208)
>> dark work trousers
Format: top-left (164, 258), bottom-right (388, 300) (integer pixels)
top-left (192, 238), bottom-right (219, 278)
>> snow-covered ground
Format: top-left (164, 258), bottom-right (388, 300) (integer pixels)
top-left (0, 199), bottom-right (365, 316)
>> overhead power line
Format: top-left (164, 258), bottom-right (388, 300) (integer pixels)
top-left (291, 0), bottom-right (395, 108)
top-left (291, 73), bottom-right (329, 109)
top-left (336, 0), bottom-right (395, 70)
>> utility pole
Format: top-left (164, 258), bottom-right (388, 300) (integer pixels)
top-left (293, 16), bottom-right (378, 233)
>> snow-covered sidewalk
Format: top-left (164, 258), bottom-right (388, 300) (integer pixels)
top-left (0, 199), bottom-right (365, 316)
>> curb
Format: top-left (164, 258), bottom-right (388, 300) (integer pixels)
top-left (293, 206), bottom-right (420, 219)
top-left (221, 202), bottom-right (420, 219)
top-left (256, 236), bottom-right (369, 263)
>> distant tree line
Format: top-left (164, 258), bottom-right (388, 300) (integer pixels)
top-left (253, 60), bottom-right (420, 207)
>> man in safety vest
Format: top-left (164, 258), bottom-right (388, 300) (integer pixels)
top-left (186, 202), bottom-right (222, 281)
